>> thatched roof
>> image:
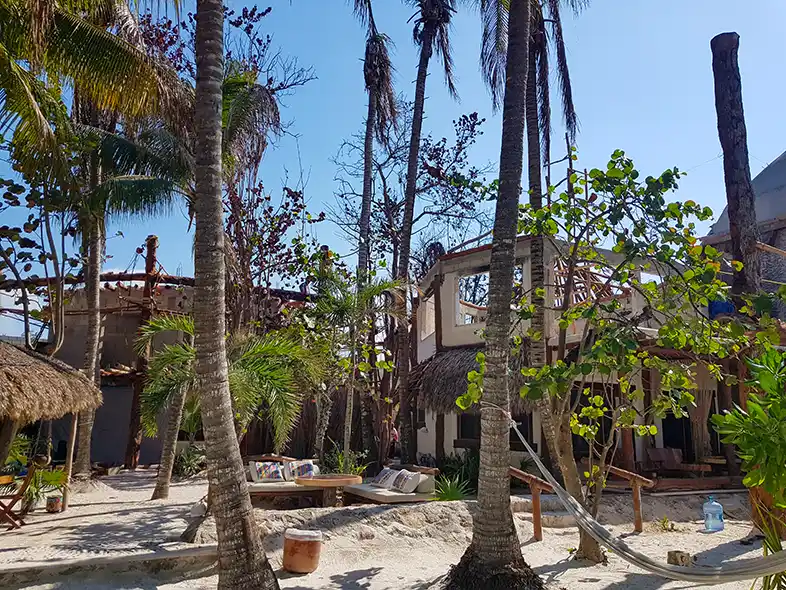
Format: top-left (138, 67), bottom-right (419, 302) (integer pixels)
top-left (412, 345), bottom-right (532, 414)
top-left (0, 342), bottom-right (102, 423)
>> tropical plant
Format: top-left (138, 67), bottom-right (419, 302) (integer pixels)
top-left (433, 475), bottom-right (471, 501)
top-left (22, 469), bottom-right (67, 513)
top-left (440, 449), bottom-right (480, 492)
top-left (173, 444), bottom-right (207, 478)
top-left (396, 0), bottom-right (458, 464)
top-left (312, 270), bottom-right (403, 470)
top-left (713, 348), bottom-right (786, 508)
top-left (757, 510), bottom-right (786, 590)
top-left (137, 314), bottom-right (325, 492)
top-left (323, 441), bottom-right (368, 476)
top-left (444, 0), bottom-right (543, 586)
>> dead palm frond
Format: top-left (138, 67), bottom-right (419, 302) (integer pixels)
top-left (409, 0), bottom-right (459, 99)
top-left (364, 32), bottom-right (399, 143)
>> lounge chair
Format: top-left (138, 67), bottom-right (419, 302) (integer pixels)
top-left (0, 462), bottom-right (39, 530)
top-left (646, 448), bottom-right (711, 476)
top-left (343, 465), bottom-right (439, 506)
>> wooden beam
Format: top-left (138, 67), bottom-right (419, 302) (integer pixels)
top-left (632, 480), bottom-right (643, 533)
top-left (532, 486), bottom-right (543, 542)
top-left (756, 241), bottom-right (786, 259)
top-left (435, 413), bottom-right (445, 464)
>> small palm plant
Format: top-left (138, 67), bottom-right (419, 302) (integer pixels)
top-left (137, 315), bottom-right (326, 496)
top-left (433, 475), bottom-right (471, 502)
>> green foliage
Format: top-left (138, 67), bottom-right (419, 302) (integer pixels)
top-left (657, 516), bottom-right (676, 533)
top-left (439, 449), bottom-right (480, 492)
top-left (322, 441), bottom-right (368, 476)
top-left (4, 434), bottom-right (31, 469)
top-left (712, 348), bottom-right (786, 508)
top-left (23, 469), bottom-right (67, 508)
top-left (173, 445), bottom-right (206, 478)
top-left (139, 315), bottom-right (326, 453)
top-left (433, 475), bottom-right (471, 502)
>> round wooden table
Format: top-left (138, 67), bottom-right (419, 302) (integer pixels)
top-left (295, 474), bottom-right (363, 507)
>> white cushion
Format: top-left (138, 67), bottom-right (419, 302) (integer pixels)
top-left (248, 481), bottom-right (302, 493)
top-left (344, 483), bottom-right (433, 504)
top-left (391, 469), bottom-right (420, 493)
top-left (415, 473), bottom-right (435, 494)
top-left (371, 468), bottom-right (398, 489)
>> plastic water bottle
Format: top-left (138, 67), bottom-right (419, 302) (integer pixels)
top-left (703, 496), bottom-right (724, 532)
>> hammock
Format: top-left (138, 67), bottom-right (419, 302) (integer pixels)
top-left (503, 409), bottom-right (786, 583)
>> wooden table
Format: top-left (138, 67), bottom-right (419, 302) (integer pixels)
top-left (295, 474), bottom-right (363, 507)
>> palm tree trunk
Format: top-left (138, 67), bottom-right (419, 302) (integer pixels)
top-left (358, 94), bottom-right (377, 285)
top-left (151, 386), bottom-right (188, 500)
top-left (344, 333), bottom-right (358, 465)
top-left (0, 419), bottom-right (18, 466)
top-left (397, 25), bottom-right (435, 465)
top-left (313, 387), bottom-right (333, 462)
top-left (193, 1), bottom-right (279, 587)
top-left (74, 217), bottom-right (102, 479)
top-left (446, 1), bottom-right (542, 587)
top-left (711, 32), bottom-right (761, 299)
top-left (526, 43), bottom-right (543, 210)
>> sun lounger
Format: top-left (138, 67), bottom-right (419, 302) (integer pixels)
top-left (343, 465), bottom-right (439, 506)
top-left (245, 455), bottom-right (329, 506)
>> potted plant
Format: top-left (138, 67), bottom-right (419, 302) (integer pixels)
top-left (712, 347), bottom-right (786, 540)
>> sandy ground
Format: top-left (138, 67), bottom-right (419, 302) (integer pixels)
top-left (0, 471), bottom-right (769, 590)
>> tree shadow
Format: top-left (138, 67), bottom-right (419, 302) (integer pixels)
top-left (5, 568), bottom-right (213, 590)
top-left (283, 566), bottom-right (384, 589)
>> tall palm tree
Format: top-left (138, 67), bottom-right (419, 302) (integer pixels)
top-left (526, 0), bottom-right (583, 209)
top-left (135, 315), bottom-right (324, 499)
top-left (396, 0), bottom-right (457, 464)
top-left (192, 0), bottom-right (278, 586)
top-left (353, 0), bottom-right (398, 283)
top-left (445, 0), bottom-right (544, 587)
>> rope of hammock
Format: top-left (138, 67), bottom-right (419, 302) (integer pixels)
top-left (482, 401), bottom-right (786, 583)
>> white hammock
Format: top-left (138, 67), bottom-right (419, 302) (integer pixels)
top-left (504, 410), bottom-right (786, 583)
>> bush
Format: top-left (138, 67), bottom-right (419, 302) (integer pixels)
top-left (173, 445), bottom-right (206, 478)
top-left (439, 449), bottom-right (479, 492)
top-left (433, 475), bottom-right (470, 501)
top-left (323, 441), bottom-right (368, 475)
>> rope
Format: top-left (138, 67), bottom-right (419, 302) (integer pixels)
top-left (480, 401), bottom-right (786, 583)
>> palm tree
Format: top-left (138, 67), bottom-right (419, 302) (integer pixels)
top-left (353, 1), bottom-right (398, 284)
top-left (445, 0), bottom-right (544, 587)
top-left (191, 0), bottom-right (278, 585)
top-left (135, 315), bottom-right (324, 499)
top-left (312, 271), bottom-right (404, 467)
top-left (526, 0), bottom-right (583, 209)
top-left (396, 0), bottom-right (457, 464)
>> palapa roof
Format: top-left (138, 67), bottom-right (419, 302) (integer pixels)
top-left (0, 342), bottom-right (102, 423)
top-left (412, 345), bottom-right (533, 414)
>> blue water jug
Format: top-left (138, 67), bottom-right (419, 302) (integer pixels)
top-left (703, 496), bottom-right (724, 532)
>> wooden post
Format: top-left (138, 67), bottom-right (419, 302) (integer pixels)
top-left (737, 359), bottom-right (749, 410)
top-left (718, 359), bottom-right (741, 476)
top-left (632, 480), bottom-right (643, 533)
top-left (621, 428), bottom-right (635, 473)
top-left (532, 484), bottom-right (543, 542)
top-left (435, 413), bottom-right (445, 464)
top-left (124, 235), bottom-right (158, 469)
top-left (62, 413), bottom-right (78, 510)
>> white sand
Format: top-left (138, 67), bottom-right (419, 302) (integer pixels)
top-left (1, 471), bottom-right (769, 590)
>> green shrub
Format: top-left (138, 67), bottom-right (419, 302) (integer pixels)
top-left (439, 450), bottom-right (479, 492)
top-left (323, 441), bottom-right (368, 475)
top-left (173, 445), bottom-right (206, 478)
top-left (433, 475), bottom-right (470, 501)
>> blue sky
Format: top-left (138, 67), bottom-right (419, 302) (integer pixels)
top-left (3, 0), bottom-right (786, 335)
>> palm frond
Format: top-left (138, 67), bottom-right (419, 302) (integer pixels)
top-left (135, 314), bottom-right (194, 355)
top-left (364, 33), bottom-right (398, 142)
top-left (222, 73), bottom-right (281, 177)
top-left (92, 175), bottom-right (182, 219)
top-left (544, 0), bottom-right (578, 142)
top-left (352, 0), bottom-right (377, 31)
top-left (533, 10), bottom-right (552, 164)
top-left (88, 124), bottom-right (194, 183)
top-left (434, 1), bottom-right (459, 99)
top-left (478, 0), bottom-right (509, 110)
top-left (141, 342), bottom-right (196, 436)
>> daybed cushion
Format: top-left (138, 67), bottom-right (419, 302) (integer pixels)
top-left (391, 469), bottom-right (421, 493)
top-left (344, 482), bottom-right (434, 504)
top-left (415, 473), bottom-right (435, 494)
top-left (371, 467), bottom-right (397, 489)
top-left (284, 460), bottom-right (319, 480)
top-left (249, 461), bottom-right (285, 483)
